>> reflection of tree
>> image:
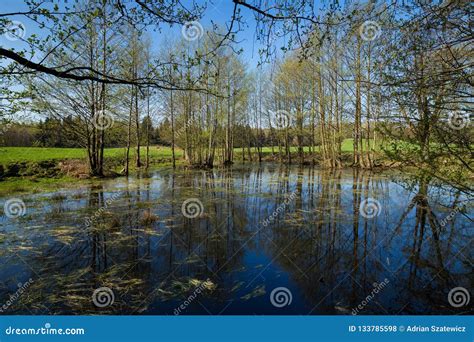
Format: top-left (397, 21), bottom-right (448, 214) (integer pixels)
top-left (152, 166), bottom-right (249, 306)
top-left (397, 175), bottom-right (462, 313)
top-left (1, 166), bottom-right (471, 314)
top-left (256, 168), bottom-right (471, 314)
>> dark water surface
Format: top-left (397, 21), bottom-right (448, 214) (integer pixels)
top-left (0, 164), bottom-right (472, 315)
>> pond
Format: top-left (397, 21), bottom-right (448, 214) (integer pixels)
top-left (0, 164), bottom-right (472, 315)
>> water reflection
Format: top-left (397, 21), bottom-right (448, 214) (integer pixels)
top-left (0, 164), bottom-right (472, 315)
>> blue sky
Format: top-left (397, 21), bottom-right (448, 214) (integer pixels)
top-left (1, 0), bottom-right (267, 69)
top-left (0, 0), bottom-right (275, 122)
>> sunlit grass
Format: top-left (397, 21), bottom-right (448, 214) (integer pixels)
top-left (246, 139), bottom-right (385, 154)
top-left (0, 146), bottom-right (183, 164)
top-left (0, 176), bottom-right (81, 196)
top-left (0, 139), bottom-right (388, 165)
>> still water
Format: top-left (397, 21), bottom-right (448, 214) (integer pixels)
top-left (0, 164), bottom-right (472, 315)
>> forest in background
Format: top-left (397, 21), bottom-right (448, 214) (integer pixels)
top-left (0, 0), bottom-right (472, 189)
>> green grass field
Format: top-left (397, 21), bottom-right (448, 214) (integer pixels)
top-left (256, 139), bottom-right (375, 154)
top-left (0, 139), bottom-right (383, 164)
top-left (0, 146), bottom-right (183, 164)
top-left (0, 146), bottom-right (183, 195)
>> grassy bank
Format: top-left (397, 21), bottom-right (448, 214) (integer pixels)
top-left (0, 139), bottom-right (383, 164)
top-left (243, 139), bottom-right (383, 155)
top-left (0, 146), bottom-right (183, 163)
top-left (0, 139), bottom-right (387, 196)
top-left (0, 146), bottom-right (183, 196)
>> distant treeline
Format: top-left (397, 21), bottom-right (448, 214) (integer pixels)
top-left (1, 117), bottom-right (397, 149)
top-left (1, 117), bottom-right (161, 148)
